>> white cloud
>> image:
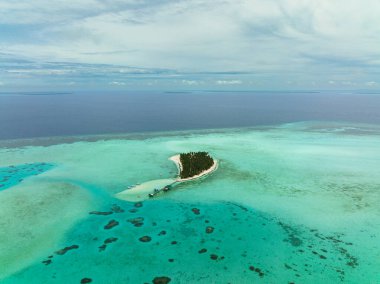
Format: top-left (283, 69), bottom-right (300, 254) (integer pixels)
top-left (109, 81), bottom-right (126, 86)
top-left (6, 69), bottom-right (72, 75)
top-left (365, 81), bottom-right (377, 87)
top-left (216, 80), bottom-right (242, 85)
top-left (342, 81), bottom-right (359, 87)
top-left (1, 0), bottom-right (379, 89)
top-left (0, 0), bottom-right (128, 24)
top-left (182, 80), bottom-right (199, 85)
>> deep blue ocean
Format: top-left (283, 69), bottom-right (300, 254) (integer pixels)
top-left (1, 91), bottom-right (380, 140)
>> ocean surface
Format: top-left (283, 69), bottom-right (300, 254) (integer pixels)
top-left (0, 92), bottom-right (380, 283)
top-left (1, 91), bottom-right (380, 140)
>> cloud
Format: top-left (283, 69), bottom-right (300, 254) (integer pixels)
top-left (109, 81), bottom-right (126, 86)
top-left (6, 69), bottom-right (72, 75)
top-left (0, 0), bottom-right (379, 90)
top-left (365, 81), bottom-right (377, 87)
top-left (341, 81), bottom-right (356, 86)
top-left (182, 80), bottom-right (199, 85)
top-left (216, 80), bottom-right (242, 85)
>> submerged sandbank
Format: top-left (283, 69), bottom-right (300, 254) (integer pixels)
top-left (0, 180), bottom-right (93, 280)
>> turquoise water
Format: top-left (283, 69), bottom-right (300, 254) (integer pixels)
top-left (0, 163), bottom-right (54, 191)
top-left (0, 122), bottom-right (379, 283)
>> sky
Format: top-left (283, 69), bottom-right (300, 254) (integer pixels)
top-left (0, 0), bottom-right (380, 92)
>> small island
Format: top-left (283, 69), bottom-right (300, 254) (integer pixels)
top-left (170, 151), bottom-right (217, 181)
top-left (116, 152), bottom-right (217, 201)
top-left (179, 152), bottom-right (214, 179)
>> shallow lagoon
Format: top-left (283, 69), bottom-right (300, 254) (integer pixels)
top-left (0, 122), bottom-right (379, 283)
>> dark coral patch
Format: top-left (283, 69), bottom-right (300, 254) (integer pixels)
top-left (249, 265), bottom-right (265, 277)
top-left (55, 245), bottom-right (79, 255)
top-left (158, 230), bottom-right (166, 236)
top-left (139, 236), bottom-right (152, 242)
top-left (290, 237), bottom-right (302, 247)
top-left (42, 259), bottom-right (52, 265)
top-left (99, 237), bottom-right (118, 252)
top-left (171, 241), bottom-right (177, 245)
top-left (198, 248), bottom-right (207, 254)
top-left (206, 226), bottom-right (214, 234)
top-left (152, 276), bottom-right (171, 284)
top-left (104, 237), bottom-right (118, 244)
top-left (104, 220), bottom-right (119, 230)
top-left (89, 211), bottom-right (113, 216)
top-left (210, 254), bottom-right (218, 260)
top-left (134, 202), bottom-right (143, 208)
top-left (98, 244), bottom-right (106, 252)
top-left (111, 204), bottom-right (125, 213)
top-left (191, 208), bottom-right (200, 215)
top-left (80, 278), bottom-right (92, 283)
top-left (127, 217), bottom-right (144, 227)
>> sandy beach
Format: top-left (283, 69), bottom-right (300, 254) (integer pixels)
top-left (115, 178), bottom-right (176, 202)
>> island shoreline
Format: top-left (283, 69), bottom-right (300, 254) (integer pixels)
top-left (115, 154), bottom-right (218, 202)
top-left (169, 154), bottom-right (218, 182)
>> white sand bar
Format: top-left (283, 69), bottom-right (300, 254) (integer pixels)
top-left (115, 154), bottom-right (217, 202)
top-left (115, 178), bottom-right (176, 202)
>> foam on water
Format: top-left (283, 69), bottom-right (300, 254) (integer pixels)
top-left (0, 122), bottom-right (379, 283)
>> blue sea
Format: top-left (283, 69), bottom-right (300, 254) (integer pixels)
top-left (1, 91), bottom-right (380, 140)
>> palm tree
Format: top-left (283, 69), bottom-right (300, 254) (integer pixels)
top-left (179, 152), bottom-right (214, 178)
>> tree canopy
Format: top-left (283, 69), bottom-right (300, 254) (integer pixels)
top-left (179, 152), bottom-right (214, 179)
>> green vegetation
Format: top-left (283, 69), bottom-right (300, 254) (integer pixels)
top-left (179, 152), bottom-right (214, 179)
